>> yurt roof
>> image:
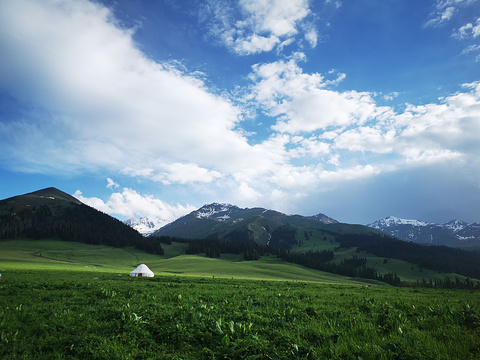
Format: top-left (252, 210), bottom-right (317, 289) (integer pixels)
top-left (130, 263), bottom-right (154, 275)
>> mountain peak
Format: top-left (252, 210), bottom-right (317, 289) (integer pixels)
top-left (307, 213), bottom-right (338, 224)
top-left (194, 203), bottom-right (239, 220)
top-left (124, 217), bottom-right (167, 236)
top-left (28, 187), bottom-right (82, 205)
top-left (153, 202), bottom-right (345, 240)
top-left (443, 219), bottom-right (468, 233)
top-left (369, 216), bottom-right (431, 228)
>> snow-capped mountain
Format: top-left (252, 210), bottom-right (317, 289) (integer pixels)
top-left (193, 202), bottom-right (240, 221)
top-left (307, 213), bottom-right (338, 224)
top-left (370, 216), bottom-right (431, 228)
top-left (368, 216), bottom-right (480, 246)
top-left (153, 202), bottom-right (339, 240)
top-left (124, 217), bottom-right (168, 236)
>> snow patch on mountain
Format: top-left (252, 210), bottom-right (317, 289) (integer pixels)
top-left (307, 213), bottom-right (338, 224)
top-left (443, 220), bottom-right (468, 233)
top-left (124, 217), bottom-right (168, 236)
top-left (194, 203), bottom-right (237, 220)
top-left (369, 216), bottom-right (431, 228)
top-left (368, 216), bottom-right (480, 246)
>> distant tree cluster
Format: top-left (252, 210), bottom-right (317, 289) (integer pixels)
top-left (414, 276), bottom-right (480, 290)
top-left (184, 238), bottom-right (266, 260)
top-left (276, 249), bottom-right (401, 286)
top-left (134, 236), bottom-right (164, 255)
top-left (269, 225), bottom-right (298, 248)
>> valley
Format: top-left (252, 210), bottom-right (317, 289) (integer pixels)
top-left (2, 188), bottom-right (480, 287)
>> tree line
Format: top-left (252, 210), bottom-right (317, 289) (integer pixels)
top-left (412, 276), bottom-right (480, 289)
top-left (172, 236), bottom-right (402, 285)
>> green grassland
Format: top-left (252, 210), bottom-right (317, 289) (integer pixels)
top-left (0, 239), bottom-right (372, 285)
top-left (1, 239), bottom-right (480, 359)
top-left (1, 269), bottom-right (479, 359)
top-left (0, 237), bottom-right (472, 285)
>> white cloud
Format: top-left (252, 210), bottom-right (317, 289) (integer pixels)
top-left (383, 92), bottom-right (400, 101)
top-left (333, 82), bottom-right (480, 168)
top-left (334, 127), bottom-right (397, 154)
top-left (0, 0), bottom-right (260, 181)
top-left (454, 17), bottom-right (480, 39)
top-left (304, 25), bottom-right (318, 48)
top-left (74, 188), bottom-right (196, 222)
top-left (246, 56), bottom-right (391, 133)
top-left (425, 0), bottom-right (477, 27)
top-left (203, 0), bottom-right (316, 55)
top-left (154, 163), bottom-right (224, 185)
top-left (425, 1), bottom-right (480, 61)
top-left (2, 0), bottom-right (480, 220)
top-left (237, 181), bottom-right (261, 202)
top-left (107, 178), bottom-right (120, 189)
top-left (325, 0), bottom-right (342, 9)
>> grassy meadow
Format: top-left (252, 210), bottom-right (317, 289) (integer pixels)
top-left (1, 239), bottom-right (480, 359)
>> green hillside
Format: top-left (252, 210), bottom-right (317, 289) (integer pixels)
top-left (0, 239), bottom-right (377, 285)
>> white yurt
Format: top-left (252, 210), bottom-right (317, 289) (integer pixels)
top-left (129, 264), bottom-right (154, 278)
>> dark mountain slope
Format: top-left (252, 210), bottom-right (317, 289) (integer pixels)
top-left (0, 187), bottom-right (163, 253)
top-left (154, 203), bottom-right (381, 243)
top-left (0, 187), bottom-right (82, 216)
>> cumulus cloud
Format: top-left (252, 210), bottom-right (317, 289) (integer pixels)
top-left (241, 55), bottom-right (480, 199)
top-left (452, 16), bottom-right (480, 60)
top-left (334, 82), bottom-right (480, 169)
top-left (245, 55), bottom-right (392, 133)
top-left (74, 187), bottom-right (196, 222)
top-left (424, 1), bottom-right (480, 61)
top-left (202, 0), bottom-right (316, 55)
top-left (454, 17), bottom-right (480, 39)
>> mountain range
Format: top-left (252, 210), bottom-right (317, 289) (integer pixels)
top-left (368, 216), bottom-right (480, 247)
top-left (2, 188), bottom-right (480, 285)
top-left (125, 203), bottom-right (480, 247)
top-left (132, 203), bottom-right (479, 248)
top-left (152, 202), bottom-right (358, 244)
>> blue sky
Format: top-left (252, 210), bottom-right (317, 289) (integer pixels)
top-left (1, 0), bottom-right (480, 226)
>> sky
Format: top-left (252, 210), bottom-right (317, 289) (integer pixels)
top-left (1, 0), bottom-right (480, 226)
